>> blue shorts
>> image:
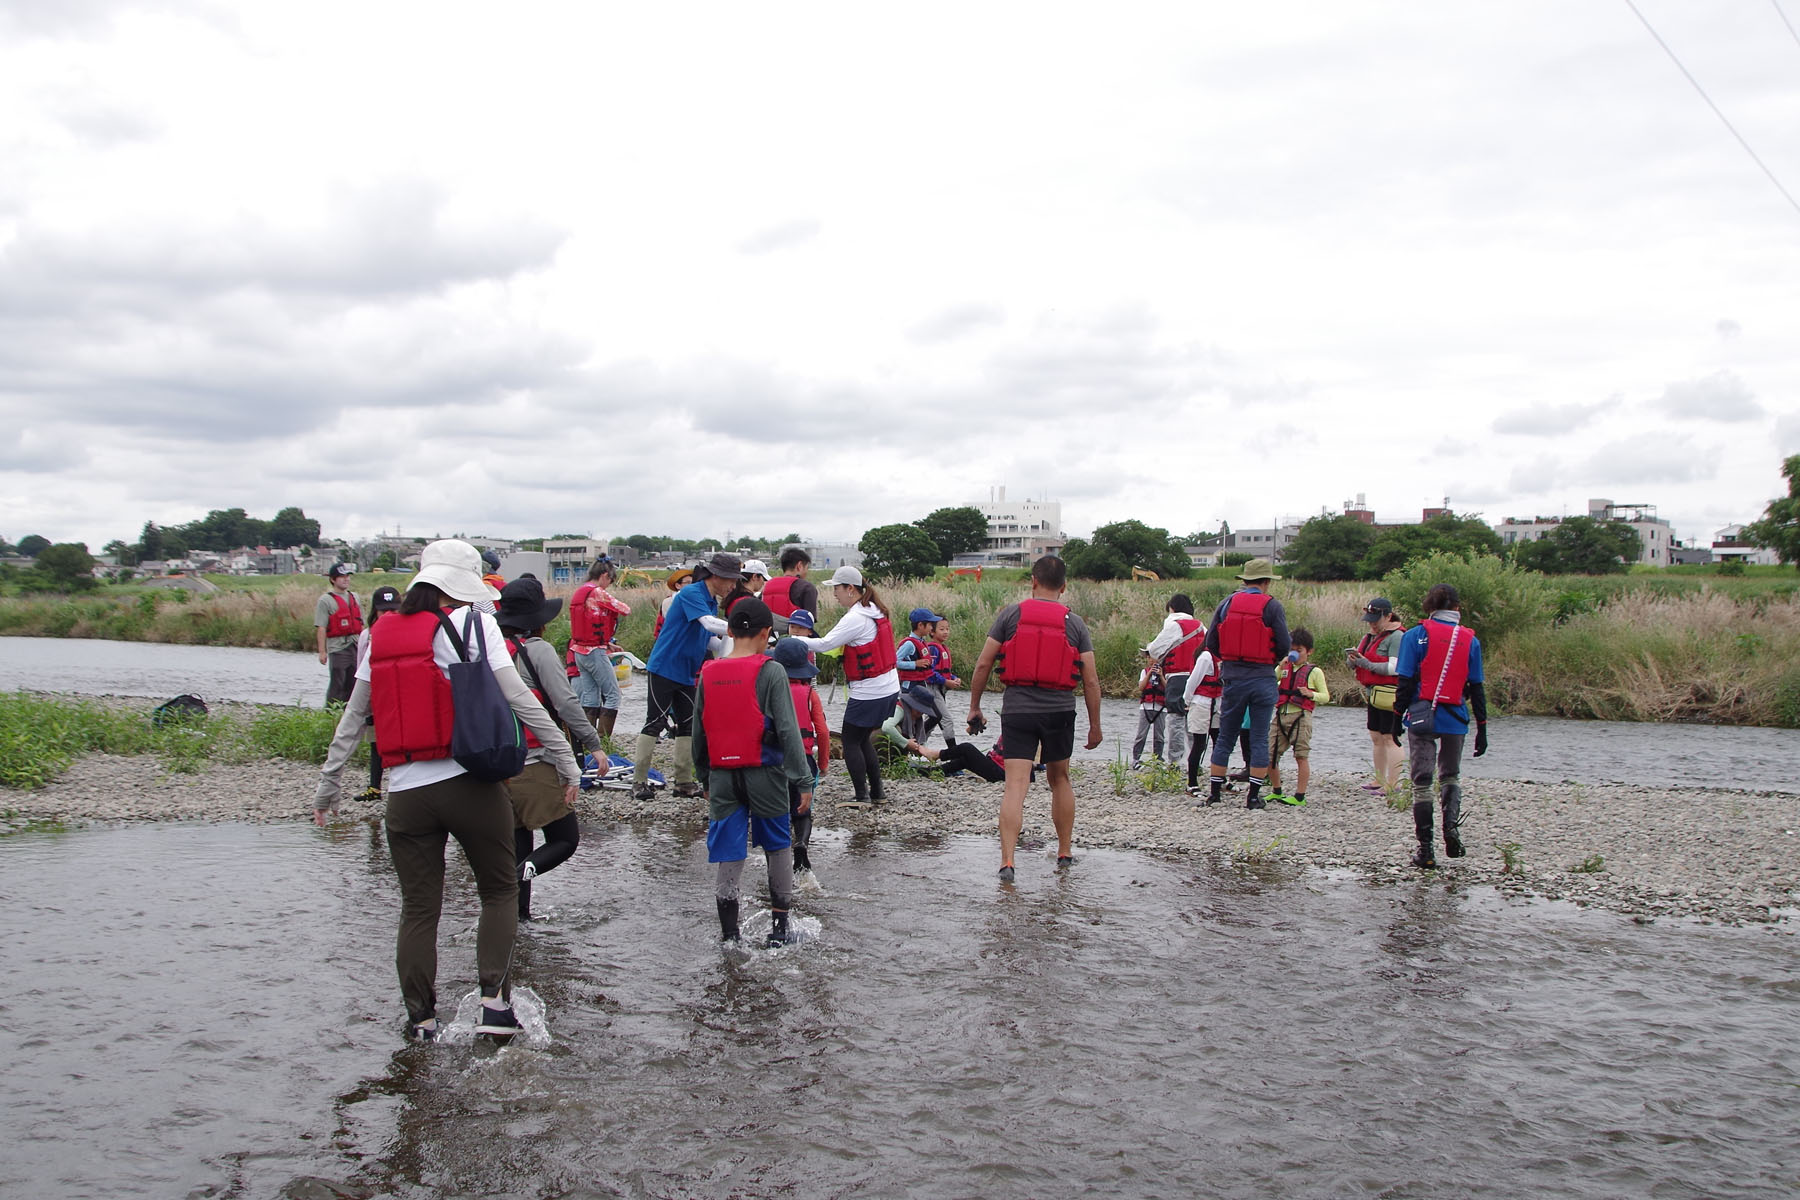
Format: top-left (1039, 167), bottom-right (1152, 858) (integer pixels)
top-left (706, 806), bottom-right (793, 862)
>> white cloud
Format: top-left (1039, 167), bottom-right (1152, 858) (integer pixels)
top-left (1654, 371), bottom-right (1763, 422)
top-left (1492, 398), bottom-right (1613, 436)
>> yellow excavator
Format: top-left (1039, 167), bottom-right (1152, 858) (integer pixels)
top-left (1131, 567), bottom-right (1160, 582)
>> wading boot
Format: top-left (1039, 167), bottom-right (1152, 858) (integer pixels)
top-left (598, 709), bottom-right (618, 740)
top-left (1205, 776), bottom-right (1225, 806)
top-left (671, 737), bottom-right (702, 798)
top-left (717, 898), bottom-right (741, 944)
top-left (583, 707), bottom-right (604, 735)
top-left (1411, 799), bottom-right (1438, 869)
top-left (767, 908), bottom-right (794, 948)
top-left (1245, 780), bottom-right (1265, 810)
top-left (1441, 784), bottom-right (1465, 858)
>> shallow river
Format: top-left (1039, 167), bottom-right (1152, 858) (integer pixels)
top-left (1, 821), bottom-right (1794, 1199)
top-left (4, 636), bottom-right (1798, 792)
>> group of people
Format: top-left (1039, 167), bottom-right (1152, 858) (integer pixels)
top-left (311, 540), bottom-right (1490, 1043)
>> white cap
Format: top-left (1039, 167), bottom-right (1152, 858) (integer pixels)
top-left (829, 565), bottom-right (865, 587)
top-left (741, 559), bottom-right (770, 578)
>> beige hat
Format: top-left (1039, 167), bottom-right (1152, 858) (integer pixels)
top-left (413, 539), bottom-right (500, 604)
top-left (1235, 557), bottom-right (1281, 583)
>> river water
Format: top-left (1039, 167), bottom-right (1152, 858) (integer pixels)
top-left (1, 820), bottom-right (1794, 1199)
top-left (4, 636), bottom-right (1797, 792)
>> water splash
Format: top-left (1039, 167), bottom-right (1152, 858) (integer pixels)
top-left (440, 987), bottom-right (552, 1048)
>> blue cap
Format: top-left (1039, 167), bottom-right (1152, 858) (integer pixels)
top-left (770, 636), bottom-right (818, 679)
top-left (786, 608), bottom-right (817, 632)
top-left (908, 607), bottom-right (945, 625)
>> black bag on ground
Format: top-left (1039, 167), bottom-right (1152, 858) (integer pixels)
top-left (435, 609), bottom-right (527, 782)
top-left (152, 694), bottom-right (209, 726)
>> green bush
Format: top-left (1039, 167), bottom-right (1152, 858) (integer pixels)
top-left (1381, 551), bottom-right (1555, 650)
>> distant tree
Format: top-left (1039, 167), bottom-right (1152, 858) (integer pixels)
top-left (1059, 536), bottom-right (1121, 581)
top-left (915, 506), bottom-right (989, 565)
top-left (1356, 512), bottom-right (1503, 579)
top-left (136, 521), bottom-right (164, 561)
top-left (1064, 520), bottom-right (1190, 581)
top-left (178, 507), bottom-right (270, 551)
top-left (0, 535), bottom-right (14, 556)
top-left (268, 506), bottom-right (321, 548)
top-left (102, 539), bottom-right (138, 566)
top-left (858, 524), bottom-right (941, 581)
top-left (1220, 551), bottom-right (1255, 567)
top-left (30, 542), bottom-right (97, 590)
top-left (1744, 454), bottom-right (1800, 567)
top-left (17, 534), bottom-right (50, 557)
top-left (160, 529), bottom-right (189, 559)
top-left (373, 550), bottom-right (398, 570)
top-left (1513, 517), bottom-right (1642, 575)
top-left (1283, 515), bottom-right (1379, 581)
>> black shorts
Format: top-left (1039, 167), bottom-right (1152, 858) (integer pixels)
top-left (1366, 705), bottom-right (1404, 737)
top-left (999, 710), bottom-right (1075, 765)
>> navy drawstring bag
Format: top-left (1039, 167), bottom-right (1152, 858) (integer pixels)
top-left (435, 608), bottom-right (527, 782)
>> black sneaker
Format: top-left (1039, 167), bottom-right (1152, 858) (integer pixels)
top-left (474, 1002), bottom-right (522, 1040)
top-left (1056, 855), bottom-right (1074, 869)
top-left (1411, 848), bottom-right (1438, 870)
top-left (404, 1018), bottom-right (438, 1043)
top-left (672, 781), bottom-right (703, 799)
top-left (998, 865), bottom-right (1015, 883)
top-left (631, 784), bottom-right (656, 802)
top-left (1245, 797), bottom-right (1266, 810)
top-left (766, 912), bottom-right (795, 948)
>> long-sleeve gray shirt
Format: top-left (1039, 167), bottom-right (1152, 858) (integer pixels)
top-left (505, 634), bottom-right (605, 763)
top-left (691, 656), bottom-right (814, 819)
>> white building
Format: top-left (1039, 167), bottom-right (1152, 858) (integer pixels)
top-left (976, 488), bottom-right (1065, 565)
top-left (794, 541), bottom-right (864, 570)
top-left (1496, 498), bottom-right (1675, 567)
top-left (1712, 525), bottom-right (1777, 566)
top-left (544, 537), bottom-right (609, 584)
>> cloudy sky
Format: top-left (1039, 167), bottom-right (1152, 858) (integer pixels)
top-left (2, 0), bottom-right (1796, 552)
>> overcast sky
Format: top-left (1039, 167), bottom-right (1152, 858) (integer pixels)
top-left (2, 1), bottom-right (1796, 552)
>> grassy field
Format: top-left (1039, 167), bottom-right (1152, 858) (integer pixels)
top-left (2, 564), bottom-right (1796, 726)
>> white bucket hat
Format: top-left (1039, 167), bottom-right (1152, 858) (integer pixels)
top-left (412, 539), bottom-right (499, 604)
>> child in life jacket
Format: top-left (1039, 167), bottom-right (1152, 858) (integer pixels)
top-left (897, 607), bottom-right (956, 746)
top-left (354, 585), bottom-right (404, 803)
top-left (692, 599), bottom-right (816, 948)
top-left (1180, 645), bottom-right (1221, 796)
top-left (769, 636), bottom-right (829, 885)
top-left (882, 713), bottom-right (1014, 784)
top-left (1266, 627), bottom-right (1328, 805)
top-left (1129, 657), bottom-right (1167, 769)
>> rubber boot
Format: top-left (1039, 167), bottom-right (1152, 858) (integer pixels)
top-left (632, 733), bottom-right (658, 797)
top-left (792, 814), bottom-right (813, 872)
top-left (673, 737), bottom-right (698, 791)
top-left (767, 908), bottom-right (793, 947)
top-left (598, 709), bottom-right (618, 740)
top-left (716, 898), bottom-right (740, 943)
top-left (1206, 775), bottom-right (1224, 806)
top-left (517, 877), bottom-right (532, 922)
top-left (869, 773), bottom-right (886, 805)
top-left (1411, 800), bottom-right (1437, 868)
top-left (1441, 784), bottom-right (1465, 858)
top-left (583, 707), bottom-right (604, 733)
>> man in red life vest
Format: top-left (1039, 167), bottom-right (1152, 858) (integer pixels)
top-left (314, 562), bottom-right (364, 705)
top-left (1199, 558), bottom-right (1292, 809)
top-left (1392, 583), bottom-right (1490, 869)
top-left (763, 546), bottom-right (819, 635)
top-left (965, 554), bottom-right (1103, 883)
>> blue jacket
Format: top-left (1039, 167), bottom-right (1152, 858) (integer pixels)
top-left (647, 581), bottom-right (719, 686)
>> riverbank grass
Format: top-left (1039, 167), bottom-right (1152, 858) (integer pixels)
top-left (0, 693), bottom-right (350, 789)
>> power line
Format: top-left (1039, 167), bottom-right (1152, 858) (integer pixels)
top-left (1773, 0), bottom-right (1800, 53)
top-left (1623, 0), bottom-right (1800, 219)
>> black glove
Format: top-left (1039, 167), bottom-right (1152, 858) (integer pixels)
top-left (967, 712), bottom-right (987, 736)
top-left (1392, 730), bottom-right (1404, 748)
top-left (1473, 722), bottom-right (1488, 758)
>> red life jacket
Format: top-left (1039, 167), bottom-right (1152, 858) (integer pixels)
top-left (701, 654), bottom-right (783, 768)
top-left (565, 647), bottom-right (580, 680)
top-left (930, 642), bottom-right (953, 680)
top-left (569, 584), bottom-right (601, 646)
top-left (898, 635), bottom-right (934, 684)
top-left (1418, 620), bottom-right (1473, 705)
top-left (1196, 661), bottom-right (1224, 700)
top-left (1140, 670), bottom-right (1166, 706)
top-left (1278, 660), bottom-right (1315, 712)
top-left (1160, 617), bottom-right (1202, 675)
top-left (844, 614), bottom-right (898, 681)
top-left (505, 636), bottom-right (552, 749)
top-left (1354, 629), bottom-right (1401, 687)
top-left (1216, 591), bottom-right (1276, 664)
top-left (788, 680), bottom-right (818, 760)
top-left (368, 611), bottom-right (454, 768)
top-left (763, 574), bottom-right (799, 617)
top-left (326, 590), bottom-right (364, 638)
top-left (999, 598), bottom-right (1080, 691)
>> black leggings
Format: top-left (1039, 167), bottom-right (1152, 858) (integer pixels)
top-left (1186, 733), bottom-right (1209, 788)
top-left (840, 721), bottom-right (883, 800)
top-left (942, 739), bottom-right (1007, 784)
top-left (515, 812), bottom-right (580, 917)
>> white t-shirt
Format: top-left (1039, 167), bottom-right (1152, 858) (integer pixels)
top-left (356, 607), bottom-right (514, 792)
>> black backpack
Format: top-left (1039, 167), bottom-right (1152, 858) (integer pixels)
top-left (152, 694), bottom-right (209, 726)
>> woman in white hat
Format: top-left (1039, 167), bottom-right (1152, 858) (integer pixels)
top-left (790, 565), bottom-right (900, 806)
top-left (312, 539), bottom-right (582, 1044)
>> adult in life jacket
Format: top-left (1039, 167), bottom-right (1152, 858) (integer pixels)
top-left (314, 562), bottom-right (365, 706)
top-left (1392, 583), bottom-right (1489, 870)
top-left (1346, 595), bottom-right (1409, 796)
top-left (761, 546), bottom-right (819, 635)
top-left (1198, 558), bottom-right (1292, 810)
top-left (769, 636), bottom-right (829, 882)
top-left (568, 557), bottom-right (632, 739)
top-left (692, 600), bottom-right (816, 948)
top-left (789, 565), bottom-right (901, 807)
top-left (497, 577), bottom-right (607, 922)
top-left (965, 554), bottom-right (1103, 882)
top-left (1144, 593), bottom-right (1204, 770)
top-left (311, 539), bottom-right (582, 1044)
